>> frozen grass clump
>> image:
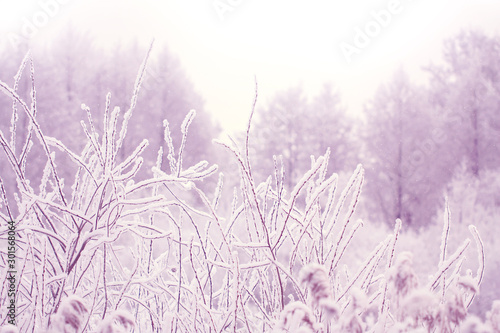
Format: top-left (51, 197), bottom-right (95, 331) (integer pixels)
top-left (48, 295), bottom-right (88, 332)
top-left (0, 50), bottom-right (496, 332)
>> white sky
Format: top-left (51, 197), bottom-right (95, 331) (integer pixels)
top-left (1, 0), bottom-right (500, 134)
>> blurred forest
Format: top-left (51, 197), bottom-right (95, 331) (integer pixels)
top-left (252, 30), bottom-right (500, 228)
top-left (0, 29), bottom-right (221, 205)
top-left (1, 28), bottom-right (499, 228)
top-left (0, 28), bottom-right (499, 316)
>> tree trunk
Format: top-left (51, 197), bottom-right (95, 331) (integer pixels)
top-left (395, 101), bottom-right (404, 223)
top-left (471, 107), bottom-right (479, 176)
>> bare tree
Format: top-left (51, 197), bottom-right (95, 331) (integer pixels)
top-left (363, 69), bottom-right (441, 227)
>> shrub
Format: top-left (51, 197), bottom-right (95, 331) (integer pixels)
top-left (0, 49), bottom-right (496, 332)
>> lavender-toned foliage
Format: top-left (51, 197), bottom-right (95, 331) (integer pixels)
top-left (0, 44), bottom-right (497, 332)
